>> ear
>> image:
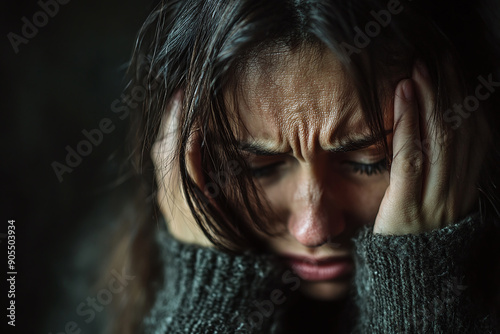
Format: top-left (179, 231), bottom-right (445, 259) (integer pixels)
top-left (185, 125), bottom-right (206, 194)
top-left (151, 89), bottom-right (183, 175)
top-left (152, 89), bottom-right (205, 191)
top-left (152, 90), bottom-right (212, 246)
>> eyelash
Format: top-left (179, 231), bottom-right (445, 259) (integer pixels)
top-left (250, 158), bottom-right (388, 179)
top-left (347, 158), bottom-right (388, 176)
top-left (251, 162), bottom-right (284, 179)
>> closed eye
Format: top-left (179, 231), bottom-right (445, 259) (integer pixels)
top-left (345, 158), bottom-right (388, 176)
top-left (250, 161), bottom-right (285, 178)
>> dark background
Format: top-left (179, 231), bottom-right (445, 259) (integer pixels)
top-left (2, 0), bottom-right (157, 332)
top-left (1, 1), bottom-right (500, 334)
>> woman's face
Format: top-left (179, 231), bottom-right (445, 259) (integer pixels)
top-left (232, 46), bottom-right (393, 300)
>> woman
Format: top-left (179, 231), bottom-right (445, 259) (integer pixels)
top-left (110, 0), bottom-right (500, 332)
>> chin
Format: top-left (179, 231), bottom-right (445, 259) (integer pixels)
top-left (300, 280), bottom-right (352, 301)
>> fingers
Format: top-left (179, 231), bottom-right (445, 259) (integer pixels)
top-left (376, 60), bottom-right (484, 234)
top-left (375, 78), bottom-right (424, 234)
top-left (412, 61), bottom-right (439, 165)
top-left (388, 79), bottom-right (423, 221)
top-left (411, 62), bottom-right (450, 209)
top-left (412, 61), bottom-right (477, 224)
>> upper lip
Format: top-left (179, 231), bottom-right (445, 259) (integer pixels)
top-left (280, 253), bottom-right (352, 264)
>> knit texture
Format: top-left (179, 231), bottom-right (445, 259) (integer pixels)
top-left (352, 213), bottom-right (496, 333)
top-left (144, 214), bottom-right (499, 333)
top-left (143, 227), bottom-right (289, 334)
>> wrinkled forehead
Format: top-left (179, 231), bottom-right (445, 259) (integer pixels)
top-left (225, 44), bottom-right (368, 141)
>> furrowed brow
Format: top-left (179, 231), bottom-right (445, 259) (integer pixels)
top-left (237, 129), bottom-right (392, 156)
top-left (328, 129), bottom-right (392, 153)
top-left (237, 141), bottom-right (290, 156)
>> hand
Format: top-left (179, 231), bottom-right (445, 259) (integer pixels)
top-left (374, 61), bottom-right (488, 235)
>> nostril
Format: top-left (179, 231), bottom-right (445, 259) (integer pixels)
top-left (302, 236), bottom-right (344, 249)
top-left (324, 235), bottom-right (344, 249)
top-left (287, 191), bottom-right (346, 247)
top-left (289, 219), bottom-right (338, 248)
top-left (303, 238), bottom-right (330, 249)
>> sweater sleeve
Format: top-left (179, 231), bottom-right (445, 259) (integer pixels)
top-left (142, 227), bottom-right (287, 334)
top-left (352, 213), bottom-right (498, 333)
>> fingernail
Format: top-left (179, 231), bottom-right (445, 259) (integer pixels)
top-left (415, 59), bottom-right (430, 79)
top-left (403, 79), bottom-right (414, 101)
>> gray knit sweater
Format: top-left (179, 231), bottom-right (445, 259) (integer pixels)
top-left (143, 214), bottom-right (499, 333)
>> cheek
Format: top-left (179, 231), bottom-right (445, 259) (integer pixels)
top-left (257, 177), bottom-right (295, 219)
top-left (334, 174), bottom-right (389, 223)
top-left (256, 169), bottom-right (389, 225)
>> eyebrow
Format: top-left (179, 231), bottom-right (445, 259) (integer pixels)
top-left (237, 129), bottom-right (392, 156)
top-left (328, 129), bottom-right (393, 153)
top-left (237, 141), bottom-right (289, 156)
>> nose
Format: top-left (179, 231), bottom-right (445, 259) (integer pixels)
top-left (287, 167), bottom-right (345, 248)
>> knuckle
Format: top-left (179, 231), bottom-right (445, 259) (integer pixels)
top-left (405, 206), bottom-right (421, 223)
top-left (400, 152), bottom-right (424, 176)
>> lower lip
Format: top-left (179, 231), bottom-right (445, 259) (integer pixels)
top-left (288, 259), bottom-right (354, 281)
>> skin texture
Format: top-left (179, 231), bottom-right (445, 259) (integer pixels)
top-left (152, 46), bottom-right (485, 300)
top-left (230, 47), bottom-right (392, 299)
top-left (374, 61), bottom-right (486, 235)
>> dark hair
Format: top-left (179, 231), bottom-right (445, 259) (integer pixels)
top-left (111, 0), bottom-right (500, 332)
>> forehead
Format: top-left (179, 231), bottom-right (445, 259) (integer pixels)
top-left (228, 45), bottom-right (367, 148)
